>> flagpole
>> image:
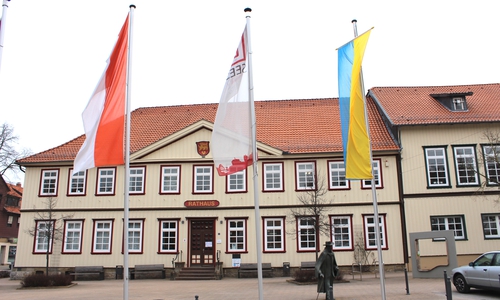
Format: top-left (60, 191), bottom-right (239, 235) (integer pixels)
top-left (123, 5), bottom-right (135, 300)
top-left (352, 19), bottom-right (387, 300)
top-left (0, 0), bottom-right (11, 73)
top-left (245, 7), bottom-right (264, 300)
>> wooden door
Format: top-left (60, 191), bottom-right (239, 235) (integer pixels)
top-left (190, 219), bottom-right (215, 266)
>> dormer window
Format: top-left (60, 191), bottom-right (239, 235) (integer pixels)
top-left (453, 97), bottom-right (465, 111)
top-left (430, 92), bottom-right (472, 112)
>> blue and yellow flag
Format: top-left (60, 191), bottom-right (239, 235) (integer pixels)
top-left (338, 29), bottom-right (373, 179)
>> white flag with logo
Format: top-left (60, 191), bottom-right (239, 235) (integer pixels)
top-left (212, 26), bottom-right (254, 176)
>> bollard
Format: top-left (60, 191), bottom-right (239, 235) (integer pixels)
top-left (195, 296), bottom-right (199, 300)
top-left (444, 271), bottom-right (452, 300)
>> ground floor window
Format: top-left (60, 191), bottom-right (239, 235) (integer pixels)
top-left (331, 215), bottom-right (352, 250)
top-left (430, 215), bottom-right (466, 240)
top-left (263, 217), bottom-right (285, 252)
top-left (482, 214), bottom-right (500, 239)
top-left (159, 219), bottom-right (178, 253)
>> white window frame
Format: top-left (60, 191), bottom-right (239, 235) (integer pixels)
top-left (129, 166), bottom-right (146, 194)
top-left (96, 168), bottom-right (116, 195)
top-left (63, 220), bottom-right (83, 253)
top-left (453, 97), bottom-right (465, 111)
top-left (92, 220), bottom-right (113, 254)
top-left (159, 220), bottom-right (178, 253)
top-left (430, 215), bottom-right (466, 240)
top-left (263, 162), bottom-right (284, 191)
top-left (40, 169), bottom-right (59, 196)
top-left (160, 165), bottom-right (181, 194)
top-left (482, 145), bottom-right (500, 185)
top-left (424, 147), bottom-right (450, 187)
top-left (331, 215), bottom-right (353, 250)
top-left (34, 220), bottom-right (54, 253)
top-left (127, 220), bottom-right (143, 253)
top-left (263, 217), bottom-right (285, 252)
top-left (482, 214), bottom-right (500, 239)
top-left (362, 159), bottom-right (382, 188)
top-left (295, 162), bottom-right (316, 190)
top-left (193, 165), bottom-right (213, 194)
top-left (227, 218), bottom-right (247, 253)
top-left (328, 161), bottom-right (349, 189)
top-left (363, 215), bottom-right (387, 250)
top-left (453, 146), bottom-right (479, 186)
top-left (68, 169), bottom-right (86, 195)
top-left (297, 217), bottom-right (316, 252)
top-left (227, 170), bottom-right (246, 193)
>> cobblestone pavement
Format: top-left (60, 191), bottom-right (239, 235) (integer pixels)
top-left (0, 271), bottom-right (499, 300)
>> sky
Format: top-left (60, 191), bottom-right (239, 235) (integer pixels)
top-left (1, 0), bottom-right (499, 184)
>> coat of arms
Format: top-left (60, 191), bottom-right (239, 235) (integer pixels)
top-left (196, 141), bottom-right (210, 157)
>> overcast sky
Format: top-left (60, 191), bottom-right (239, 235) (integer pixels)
top-left (1, 0), bottom-right (499, 183)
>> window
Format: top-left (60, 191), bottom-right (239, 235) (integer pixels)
top-left (226, 218), bottom-right (247, 253)
top-left (453, 97), bottom-right (465, 111)
top-left (126, 220), bottom-right (144, 253)
top-left (297, 217), bottom-right (316, 251)
top-left (159, 220), bottom-right (178, 253)
top-left (160, 165), bottom-right (181, 194)
top-left (193, 165), bottom-right (213, 193)
top-left (7, 216), bottom-right (13, 227)
top-left (263, 162), bottom-right (284, 192)
top-left (430, 215), bottom-right (466, 240)
top-left (482, 214), bottom-right (500, 239)
top-left (129, 167), bottom-right (146, 194)
top-left (63, 220), bottom-right (83, 253)
top-left (424, 147), bottom-right (450, 187)
top-left (34, 220), bottom-right (54, 253)
top-left (6, 196), bottom-right (19, 206)
top-left (295, 162), bottom-right (316, 190)
top-left (39, 169), bottom-right (59, 196)
top-left (453, 146), bottom-right (479, 186)
top-left (263, 217), bottom-right (285, 252)
top-left (331, 215), bottom-right (352, 250)
top-left (96, 168), bottom-right (116, 195)
top-left (68, 169), bottom-right (86, 195)
top-left (328, 161), bottom-right (349, 189)
top-left (362, 159), bottom-right (382, 188)
top-left (92, 220), bottom-right (113, 254)
top-left (363, 215), bottom-right (387, 250)
top-left (227, 170), bottom-right (246, 193)
top-left (482, 145), bottom-right (500, 185)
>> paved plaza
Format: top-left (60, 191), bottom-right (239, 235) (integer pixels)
top-left (0, 271), bottom-right (499, 300)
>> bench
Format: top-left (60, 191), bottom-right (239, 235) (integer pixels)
top-left (69, 266), bottom-right (104, 280)
top-left (300, 261), bottom-right (316, 271)
top-left (238, 263), bottom-right (272, 278)
top-left (130, 264), bottom-right (165, 279)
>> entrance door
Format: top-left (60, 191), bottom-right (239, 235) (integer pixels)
top-left (190, 219), bottom-right (215, 266)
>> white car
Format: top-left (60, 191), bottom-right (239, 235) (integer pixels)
top-left (451, 251), bottom-right (500, 293)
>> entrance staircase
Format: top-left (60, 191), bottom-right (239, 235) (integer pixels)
top-left (175, 266), bottom-right (217, 280)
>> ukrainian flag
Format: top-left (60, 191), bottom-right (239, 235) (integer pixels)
top-left (338, 29), bottom-right (373, 180)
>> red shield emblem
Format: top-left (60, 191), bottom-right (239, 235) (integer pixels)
top-left (196, 141), bottom-right (210, 157)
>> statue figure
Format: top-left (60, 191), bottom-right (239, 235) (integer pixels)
top-left (315, 241), bottom-right (339, 300)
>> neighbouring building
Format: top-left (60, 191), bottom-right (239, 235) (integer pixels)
top-left (370, 83), bottom-right (500, 269)
top-left (0, 175), bottom-right (22, 266)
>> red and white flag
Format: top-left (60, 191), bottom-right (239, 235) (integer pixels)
top-left (212, 26), bottom-right (254, 176)
top-left (73, 15), bottom-right (129, 173)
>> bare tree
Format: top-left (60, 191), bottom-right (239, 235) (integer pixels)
top-left (288, 172), bottom-right (334, 260)
top-left (25, 197), bottom-right (74, 275)
top-left (0, 122), bottom-right (31, 181)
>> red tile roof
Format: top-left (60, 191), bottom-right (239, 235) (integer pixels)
top-left (369, 83), bottom-right (500, 126)
top-left (18, 98), bottom-right (399, 164)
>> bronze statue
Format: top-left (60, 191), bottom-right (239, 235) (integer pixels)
top-left (315, 241), bottom-right (339, 300)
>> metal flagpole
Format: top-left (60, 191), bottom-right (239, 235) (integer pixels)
top-left (123, 5), bottom-right (135, 300)
top-left (352, 19), bottom-right (387, 300)
top-left (0, 0), bottom-right (11, 73)
top-left (245, 7), bottom-right (264, 300)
